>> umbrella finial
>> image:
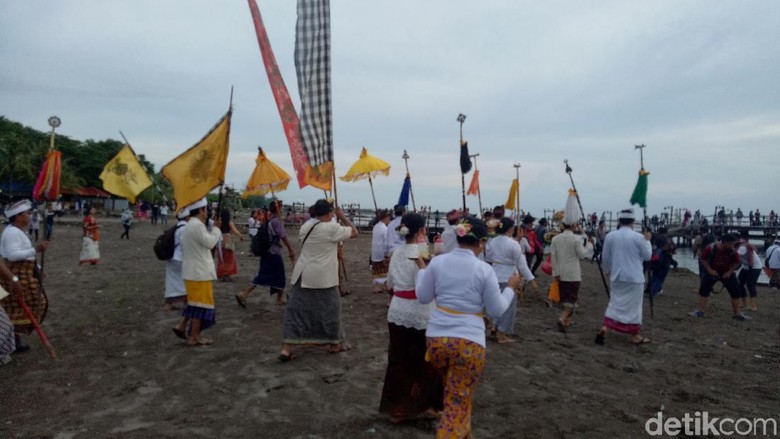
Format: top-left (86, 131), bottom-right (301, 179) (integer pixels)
top-left (360, 147), bottom-right (368, 158)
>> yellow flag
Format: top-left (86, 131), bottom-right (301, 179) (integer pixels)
top-left (161, 111), bottom-right (231, 209)
top-left (305, 161), bottom-right (333, 191)
top-left (99, 145), bottom-right (153, 203)
top-left (505, 178), bottom-right (519, 210)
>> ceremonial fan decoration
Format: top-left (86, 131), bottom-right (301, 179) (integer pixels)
top-left (32, 116), bottom-right (62, 202)
top-left (563, 189), bottom-right (581, 225)
top-left (243, 147), bottom-right (291, 198)
top-left (340, 147), bottom-right (391, 210)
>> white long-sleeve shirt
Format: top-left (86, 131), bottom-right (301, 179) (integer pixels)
top-left (485, 235), bottom-right (534, 283)
top-left (0, 225), bottom-right (36, 261)
top-left (550, 230), bottom-right (593, 281)
top-left (416, 248), bottom-right (514, 347)
top-left (385, 216), bottom-right (405, 256)
top-left (601, 226), bottom-right (652, 283)
top-left (440, 225), bottom-right (458, 254)
top-left (371, 221), bottom-right (388, 262)
top-left (766, 243), bottom-right (780, 270)
top-left (181, 217), bottom-right (222, 281)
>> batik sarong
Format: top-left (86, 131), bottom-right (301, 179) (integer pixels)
top-left (426, 336), bottom-right (486, 439)
top-left (0, 260), bottom-right (47, 334)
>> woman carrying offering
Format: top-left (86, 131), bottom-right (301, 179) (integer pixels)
top-left (416, 217), bottom-right (520, 438)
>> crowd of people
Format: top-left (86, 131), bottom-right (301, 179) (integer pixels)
top-left (1, 195), bottom-right (777, 438)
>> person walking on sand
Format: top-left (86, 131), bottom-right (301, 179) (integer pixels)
top-left (765, 238), bottom-right (780, 289)
top-left (595, 209), bottom-right (653, 345)
top-left (550, 221), bottom-right (593, 332)
top-left (279, 200), bottom-right (357, 361)
top-left (173, 198), bottom-right (221, 346)
top-left (438, 209), bottom-right (461, 255)
top-left (416, 217), bottom-right (520, 438)
top-left (28, 209), bottom-right (40, 243)
top-left (236, 200), bottom-right (295, 307)
top-left (216, 209), bottom-right (242, 282)
top-left (120, 207), bottom-right (132, 240)
top-left (0, 200), bottom-right (49, 353)
top-left (164, 210), bottom-right (189, 311)
top-left (484, 217), bottom-right (537, 343)
top-left (689, 233), bottom-right (748, 320)
top-left (736, 232), bottom-right (762, 312)
top-left (379, 213), bottom-right (443, 424)
top-left (370, 209), bottom-right (392, 293)
top-left (79, 207), bottom-right (100, 265)
top-left (385, 205), bottom-right (407, 257)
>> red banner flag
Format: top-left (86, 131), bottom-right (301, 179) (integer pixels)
top-left (32, 150), bottom-right (61, 202)
top-left (247, 0), bottom-right (331, 191)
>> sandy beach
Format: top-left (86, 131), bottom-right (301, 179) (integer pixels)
top-left (1, 217), bottom-right (778, 438)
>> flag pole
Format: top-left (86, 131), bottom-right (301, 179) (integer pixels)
top-left (40, 116), bottom-right (61, 276)
top-left (458, 113), bottom-right (467, 212)
top-left (18, 296), bottom-right (56, 358)
top-left (119, 131), bottom-right (168, 202)
top-left (401, 150), bottom-right (416, 212)
top-left (470, 153), bottom-right (482, 215)
top-left (634, 144), bottom-right (647, 228)
top-left (633, 143), bottom-right (653, 318)
top-left (564, 159), bottom-right (610, 298)
top-left (214, 87), bottom-right (234, 223)
top-left (513, 163), bottom-right (521, 221)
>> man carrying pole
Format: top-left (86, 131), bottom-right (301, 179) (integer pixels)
top-left (0, 200), bottom-right (50, 354)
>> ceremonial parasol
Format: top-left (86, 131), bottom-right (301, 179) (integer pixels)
top-left (242, 147), bottom-right (291, 199)
top-left (339, 147), bottom-right (390, 210)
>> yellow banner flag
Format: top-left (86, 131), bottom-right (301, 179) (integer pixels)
top-left (505, 178), bottom-right (519, 211)
top-left (305, 161), bottom-right (333, 191)
top-left (161, 111), bottom-right (231, 209)
top-left (99, 145), bottom-right (153, 203)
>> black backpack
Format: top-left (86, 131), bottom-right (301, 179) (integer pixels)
top-left (251, 221), bottom-right (274, 256)
top-left (154, 224), bottom-right (184, 261)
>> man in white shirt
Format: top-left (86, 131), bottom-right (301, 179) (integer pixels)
top-left (550, 222), bottom-right (593, 332)
top-left (0, 200), bottom-right (49, 353)
top-left (385, 205), bottom-right (406, 257)
top-left (596, 209), bottom-right (652, 345)
top-left (371, 209), bottom-right (392, 293)
top-left (439, 209), bottom-right (461, 255)
top-left (765, 238), bottom-right (780, 289)
top-left (173, 198), bottom-right (221, 346)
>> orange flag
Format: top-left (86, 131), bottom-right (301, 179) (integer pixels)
top-left (466, 170), bottom-right (480, 196)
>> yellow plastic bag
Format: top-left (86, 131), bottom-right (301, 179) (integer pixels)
top-left (548, 278), bottom-right (560, 304)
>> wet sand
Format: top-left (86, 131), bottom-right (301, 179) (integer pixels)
top-left (1, 217), bottom-right (779, 438)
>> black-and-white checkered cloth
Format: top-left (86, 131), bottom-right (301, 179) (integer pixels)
top-left (295, 0), bottom-right (333, 167)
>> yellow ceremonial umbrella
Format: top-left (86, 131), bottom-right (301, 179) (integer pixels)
top-left (242, 147), bottom-right (291, 199)
top-left (340, 147), bottom-right (391, 210)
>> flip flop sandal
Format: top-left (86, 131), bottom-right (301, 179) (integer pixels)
top-left (594, 330), bottom-right (606, 345)
top-left (328, 343), bottom-right (353, 354)
top-left (235, 294), bottom-right (247, 308)
top-left (631, 337), bottom-right (651, 345)
top-left (173, 328), bottom-right (186, 340)
top-left (556, 320), bottom-right (567, 333)
top-left (278, 352), bottom-right (295, 362)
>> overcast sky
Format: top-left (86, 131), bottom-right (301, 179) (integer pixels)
top-left (1, 1), bottom-right (778, 218)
